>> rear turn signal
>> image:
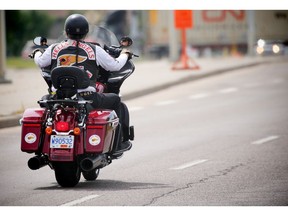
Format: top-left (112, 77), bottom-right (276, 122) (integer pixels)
top-left (73, 127), bottom-right (81, 135)
top-left (45, 127), bottom-right (52, 135)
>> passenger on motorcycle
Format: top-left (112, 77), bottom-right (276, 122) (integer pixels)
top-left (32, 14), bottom-right (132, 152)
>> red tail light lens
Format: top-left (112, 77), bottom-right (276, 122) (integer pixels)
top-left (56, 121), bottom-right (69, 132)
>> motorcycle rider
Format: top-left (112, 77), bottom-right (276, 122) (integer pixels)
top-left (31, 13), bottom-right (132, 152)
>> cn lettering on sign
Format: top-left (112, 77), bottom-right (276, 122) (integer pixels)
top-left (202, 10), bottom-right (245, 22)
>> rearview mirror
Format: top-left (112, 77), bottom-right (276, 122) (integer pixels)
top-left (33, 36), bottom-right (48, 46)
top-left (33, 37), bottom-right (42, 46)
top-left (120, 36), bottom-right (133, 47)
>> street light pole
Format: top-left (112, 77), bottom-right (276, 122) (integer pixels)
top-left (0, 10), bottom-right (11, 84)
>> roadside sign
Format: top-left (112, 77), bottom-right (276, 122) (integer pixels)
top-left (174, 10), bottom-right (193, 29)
top-left (172, 10), bottom-right (199, 70)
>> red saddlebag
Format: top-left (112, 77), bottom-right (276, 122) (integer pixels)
top-left (21, 108), bottom-right (45, 153)
top-left (86, 110), bottom-right (119, 153)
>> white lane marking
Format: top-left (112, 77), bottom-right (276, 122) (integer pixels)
top-left (189, 93), bottom-right (210, 100)
top-left (155, 100), bottom-right (177, 106)
top-left (272, 79), bottom-right (284, 84)
top-left (129, 106), bottom-right (144, 112)
top-left (244, 83), bottom-right (262, 88)
top-left (251, 135), bottom-right (279, 145)
top-left (61, 194), bottom-right (100, 206)
top-left (170, 159), bottom-right (208, 170)
top-left (218, 88), bottom-right (239, 94)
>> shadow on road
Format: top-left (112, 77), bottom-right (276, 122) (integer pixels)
top-left (34, 179), bottom-right (169, 191)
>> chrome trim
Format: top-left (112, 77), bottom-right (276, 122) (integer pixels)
top-left (53, 130), bottom-right (74, 136)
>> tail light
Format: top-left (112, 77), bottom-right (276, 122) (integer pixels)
top-left (56, 121), bottom-right (69, 132)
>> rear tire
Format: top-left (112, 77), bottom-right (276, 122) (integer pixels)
top-left (53, 161), bottom-right (81, 187)
top-left (82, 168), bottom-right (100, 181)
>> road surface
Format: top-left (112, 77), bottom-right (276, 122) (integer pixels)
top-left (0, 61), bottom-right (287, 207)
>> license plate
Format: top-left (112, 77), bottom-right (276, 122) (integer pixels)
top-left (50, 135), bottom-right (74, 149)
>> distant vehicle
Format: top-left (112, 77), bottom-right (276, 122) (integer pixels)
top-left (255, 39), bottom-right (285, 56)
top-left (147, 45), bottom-right (169, 59)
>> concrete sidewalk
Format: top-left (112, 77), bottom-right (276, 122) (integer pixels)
top-left (0, 55), bottom-right (285, 128)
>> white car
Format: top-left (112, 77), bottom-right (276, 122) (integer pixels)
top-left (255, 39), bottom-right (285, 56)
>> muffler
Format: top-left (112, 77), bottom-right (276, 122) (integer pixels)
top-left (28, 155), bottom-right (48, 170)
top-left (80, 155), bottom-right (107, 172)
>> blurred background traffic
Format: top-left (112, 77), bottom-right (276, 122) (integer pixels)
top-left (1, 10), bottom-right (288, 71)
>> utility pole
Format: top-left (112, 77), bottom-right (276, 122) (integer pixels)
top-left (168, 11), bottom-right (179, 62)
top-left (247, 10), bottom-right (256, 56)
top-left (0, 10), bottom-right (11, 84)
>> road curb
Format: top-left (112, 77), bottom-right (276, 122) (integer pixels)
top-left (122, 61), bottom-right (261, 101)
top-left (0, 114), bottom-right (22, 129)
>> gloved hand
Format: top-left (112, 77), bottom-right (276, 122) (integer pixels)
top-left (121, 48), bottom-right (133, 60)
top-left (29, 48), bottom-right (44, 59)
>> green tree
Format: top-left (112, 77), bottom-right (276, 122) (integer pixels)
top-left (5, 10), bottom-right (55, 56)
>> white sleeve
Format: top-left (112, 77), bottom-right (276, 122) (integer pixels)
top-left (95, 45), bottom-right (128, 71)
top-left (34, 45), bottom-right (52, 68)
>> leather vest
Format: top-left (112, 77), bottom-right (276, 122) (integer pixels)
top-left (50, 39), bottom-right (98, 86)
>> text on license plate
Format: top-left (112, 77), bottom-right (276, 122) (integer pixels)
top-left (50, 135), bottom-right (74, 149)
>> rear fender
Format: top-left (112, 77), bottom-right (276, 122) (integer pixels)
top-left (43, 108), bottom-right (83, 161)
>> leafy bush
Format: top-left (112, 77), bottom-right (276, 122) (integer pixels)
top-left (5, 11), bottom-right (55, 56)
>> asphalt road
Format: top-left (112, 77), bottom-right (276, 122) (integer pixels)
top-left (0, 61), bottom-right (288, 207)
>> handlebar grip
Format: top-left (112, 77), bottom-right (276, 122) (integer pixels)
top-left (104, 45), bottom-right (122, 58)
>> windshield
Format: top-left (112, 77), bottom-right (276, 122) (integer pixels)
top-left (56, 25), bottom-right (120, 48)
top-left (86, 26), bottom-right (120, 47)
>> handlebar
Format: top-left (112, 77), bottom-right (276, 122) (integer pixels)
top-left (29, 35), bottom-right (139, 59)
top-left (104, 45), bottom-right (139, 59)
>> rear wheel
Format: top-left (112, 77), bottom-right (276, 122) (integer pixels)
top-left (82, 168), bottom-right (100, 181)
top-left (53, 161), bottom-right (81, 187)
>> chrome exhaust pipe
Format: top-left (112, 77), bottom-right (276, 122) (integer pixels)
top-left (28, 155), bottom-right (48, 170)
top-left (80, 155), bottom-right (107, 172)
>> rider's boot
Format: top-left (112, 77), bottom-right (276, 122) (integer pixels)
top-left (111, 124), bottom-right (132, 159)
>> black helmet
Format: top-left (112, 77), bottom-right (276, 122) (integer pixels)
top-left (64, 14), bottom-right (89, 39)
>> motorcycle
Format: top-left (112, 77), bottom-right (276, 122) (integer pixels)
top-left (20, 26), bottom-right (137, 187)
